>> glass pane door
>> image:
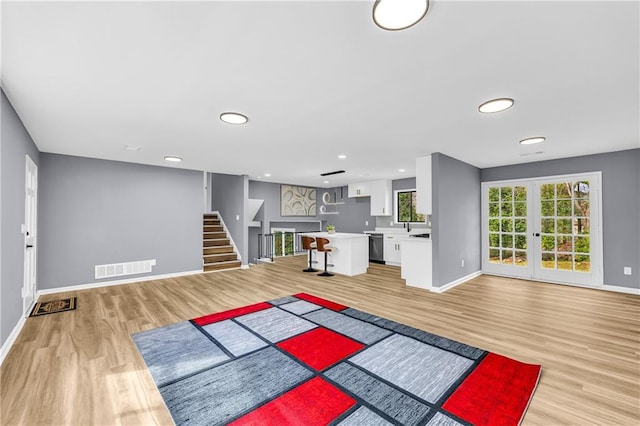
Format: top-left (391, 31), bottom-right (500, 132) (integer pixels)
top-left (482, 182), bottom-right (532, 279)
top-left (533, 175), bottom-right (601, 286)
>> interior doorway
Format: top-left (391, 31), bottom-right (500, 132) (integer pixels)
top-left (23, 155), bottom-right (38, 316)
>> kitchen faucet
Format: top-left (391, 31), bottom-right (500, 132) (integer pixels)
top-left (405, 222), bottom-right (411, 232)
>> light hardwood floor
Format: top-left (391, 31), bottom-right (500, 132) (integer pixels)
top-left (1, 256), bottom-right (639, 425)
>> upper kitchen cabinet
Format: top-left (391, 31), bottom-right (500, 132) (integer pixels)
top-left (348, 179), bottom-right (392, 216)
top-left (369, 179), bottom-right (392, 216)
top-left (348, 182), bottom-right (371, 197)
top-left (416, 155), bottom-right (432, 215)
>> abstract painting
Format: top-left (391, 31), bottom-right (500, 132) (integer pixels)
top-left (281, 185), bottom-right (316, 216)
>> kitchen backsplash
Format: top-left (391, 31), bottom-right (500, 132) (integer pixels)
top-left (375, 215), bottom-right (431, 229)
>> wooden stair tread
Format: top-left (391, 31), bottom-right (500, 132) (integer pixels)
top-left (203, 253), bottom-right (238, 262)
top-left (203, 246), bottom-right (234, 254)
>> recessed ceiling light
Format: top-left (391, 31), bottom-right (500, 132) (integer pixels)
top-left (220, 112), bottom-right (248, 125)
top-left (398, 169), bottom-right (406, 172)
top-left (519, 136), bottom-right (546, 145)
top-left (373, 0), bottom-right (429, 31)
top-left (338, 154), bottom-right (347, 159)
top-left (478, 98), bottom-right (514, 114)
top-left (124, 145), bottom-right (141, 151)
top-left (164, 156), bottom-right (183, 162)
top-left (264, 173), bottom-right (271, 177)
top-left (323, 180), bottom-right (329, 184)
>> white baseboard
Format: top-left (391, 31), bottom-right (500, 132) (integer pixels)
top-left (602, 285), bottom-right (640, 295)
top-left (431, 270), bottom-right (482, 293)
top-left (0, 315), bottom-right (27, 367)
top-left (36, 269), bottom-right (204, 296)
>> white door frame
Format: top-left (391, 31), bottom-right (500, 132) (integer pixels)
top-left (482, 171), bottom-right (603, 288)
top-left (23, 155), bottom-right (38, 316)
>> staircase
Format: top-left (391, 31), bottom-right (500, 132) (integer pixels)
top-left (203, 213), bottom-right (241, 272)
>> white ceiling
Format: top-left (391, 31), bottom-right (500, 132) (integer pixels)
top-left (2, 1), bottom-right (638, 188)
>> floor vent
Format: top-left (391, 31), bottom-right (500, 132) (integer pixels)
top-left (95, 259), bottom-right (156, 279)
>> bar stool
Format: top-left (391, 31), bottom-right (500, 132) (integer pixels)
top-left (301, 236), bottom-right (318, 272)
top-left (315, 237), bottom-right (335, 277)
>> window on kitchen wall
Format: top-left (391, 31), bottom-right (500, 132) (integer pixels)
top-left (396, 190), bottom-right (425, 223)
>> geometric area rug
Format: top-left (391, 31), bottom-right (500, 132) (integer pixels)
top-left (132, 293), bottom-right (542, 426)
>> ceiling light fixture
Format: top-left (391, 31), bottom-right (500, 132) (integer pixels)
top-left (164, 156), bottom-right (183, 162)
top-left (398, 169), bottom-right (406, 172)
top-left (373, 0), bottom-right (429, 31)
top-left (264, 173), bottom-right (271, 177)
top-left (519, 136), bottom-right (546, 145)
top-left (338, 154), bottom-right (347, 159)
top-left (320, 170), bottom-right (346, 177)
top-left (478, 98), bottom-right (514, 114)
top-left (220, 112), bottom-right (248, 125)
top-left (323, 180), bottom-right (329, 184)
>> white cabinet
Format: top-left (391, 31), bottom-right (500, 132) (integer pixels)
top-left (383, 234), bottom-right (402, 265)
top-left (349, 179), bottom-right (392, 216)
top-left (400, 238), bottom-right (432, 289)
top-left (369, 180), bottom-right (392, 216)
top-left (416, 155), bottom-right (432, 215)
top-left (348, 182), bottom-right (371, 197)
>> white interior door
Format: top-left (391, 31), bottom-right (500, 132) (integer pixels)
top-left (23, 155), bottom-right (38, 316)
top-left (532, 173), bottom-right (602, 287)
top-left (482, 172), bottom-right (602, 288)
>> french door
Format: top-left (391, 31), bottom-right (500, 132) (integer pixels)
top-left (482, 172), bottom-right (602, 287)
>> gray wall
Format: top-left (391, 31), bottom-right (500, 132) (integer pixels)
top-left (481, 149), bottom-right (640, 289)
top-left (1, 89), bottom-right (40, 346)
top-left (38, 154), bottom-right (202, 289)
top-left (432, 153), bottom-right (482, 288)
top-left (211, 173), bottom-right (248, 265)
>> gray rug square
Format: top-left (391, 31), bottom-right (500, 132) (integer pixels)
top-left (160, 347), bottom-right (313, 426)
top-left (338, 406), bottom-right (394, 426)
top-left (342, 308), bottom-right (485, 360)
top-left (235, 307), bottom-right (317, 342)
top-left (268, 295), bottom-right (300, 305)
top-left (427, 412), bottom-right (465, 426)
top-left (202, 319), bottom-right (267, 357)
top-left (279, 300), bottom-right (322, 315)
top-left (349, 334), bottom-right (474, 403)
top-left (132, 321), bottom-right (229, 387)
top-left (303, 309), bottom-right (392, 344)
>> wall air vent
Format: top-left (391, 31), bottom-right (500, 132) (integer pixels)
top-left (95, 259), bottom-right (157, 279)
top-left (320, 170), bottom-right (345, 177)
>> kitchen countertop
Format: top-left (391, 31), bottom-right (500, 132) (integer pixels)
top-left (303, 231), bottom-right (368, 239)
top-left (363, 228), bottom-right (431, 236)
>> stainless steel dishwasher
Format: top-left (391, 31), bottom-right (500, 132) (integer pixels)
top-left (368, 233), bottom-right (384, 264)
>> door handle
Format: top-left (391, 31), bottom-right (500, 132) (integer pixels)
top-left (533, 233), bottom-right (540, 237)
top-left (26, 244), bottom-right (34, 249)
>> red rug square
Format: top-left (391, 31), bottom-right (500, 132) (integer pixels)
top-left (442, 352), bottom-right (542, 426)
top-left (293, 293), bottom-right (348, 311)
top-left (192, 302), bottom-right (272, 326)
top-left (229, 377), bottom-right (356, 426)
top-left (277, 327), bottom-right (364, 371)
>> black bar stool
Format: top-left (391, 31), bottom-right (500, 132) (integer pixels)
top-left (315, 237), bottom-right (335, 277)
top-left (301, 236), bottom-right (318, 272)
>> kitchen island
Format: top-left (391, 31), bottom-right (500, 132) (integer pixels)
top-left (300, 232), bottom-right (369, 276)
